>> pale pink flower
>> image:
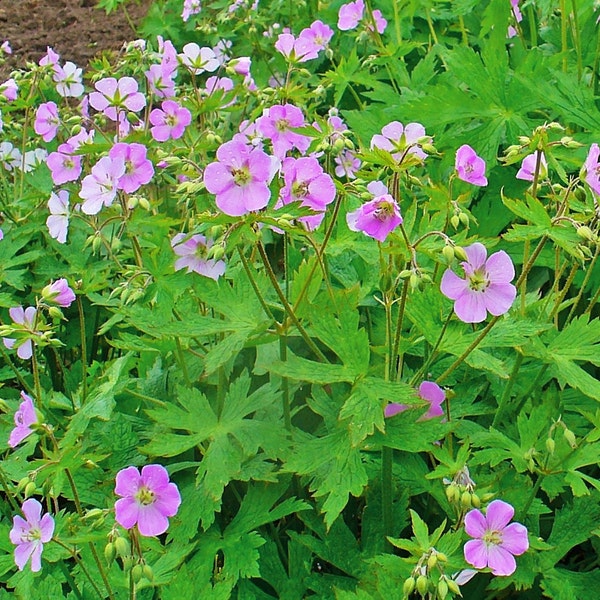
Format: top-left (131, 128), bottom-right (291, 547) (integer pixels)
top-left (34, 102), bottom-right (60, 142)
top-left (42, 279), bottom-right (76, 308)
top-left (46, 190), bottom-right (70, 243)
top-left (229, 56), bottom-right (251, 76)
top-left (440, 242), bottom-right (516, 324)
top-left (346, 181), bottom-right (402, 242)
top-left (0, 142), bottom-right (21, 171)
top-left (369, 9), bottom-right (387, 34)
top-left (181, 0), bottom-right (201, 21)
top-left (39, 46), bottom-right (60, 68)
top-left (294, 20), bottom-right (334, 61)
top-left (204, 139), bottom-right (278, 216)
top-left (455, 144), bottom-right (488, 186)
top-left (516, 151), bottom-right (547, 182)
top-left (145, 63), bottom-right (177, 99)
top-left (335, 149), bottom-right (361, 179)
top-left (115, 465), bottom-right (181, 537)
top-left (384, 381), bottom-right (445, 419)
top-left (53, 62), bottom-right (84, 97)
top-left (583, 143), bottom-right (600, 196)
top-left (1, 40), bottom-right (12, 55)
top-left (88, 77), bottom-right (146, 121)
top-left (79, 156), bottom-right (126, 215)
top-left (338, 0), bottom-right (364, 30)
top-left (371, 121), bottom-right (430, 162)
top-left (109, 143), bottom-right (154, 193)
top-left (464, 500), bottom-right (528, 576)
top-left (171, 233), bottom-right (226, 280)
top-left (10, 499), bottom-right (54, 572)
top-left (179, 43), bottom-right (220, 75)
top-left (8, 392), bottom-right (37, 448)
top-left (47, 143), bottom-right (82, 185)
top-left (0, 78), bottom-right (17, 102)
top-left (257, 104), bottom-right (311, 159)
top-left (149, 100), bottom-right (192, 142)
top-left (3, 306), bottom-right (38, 360)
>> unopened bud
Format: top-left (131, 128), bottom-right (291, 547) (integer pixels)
top-left (447, 578), bottom-right (461, 595)
top-left (114, 536), bottom-right (130, 558)
top-left (24, 482), bottom-right (37, 498)
top-left (450, 215), bottom-right (460, 229)
top-left (546, 437), bottom-right (556, 454)
top-left (17, 477), bottom-right (30, 493)
top-left (142, 564), bottom-right (154, 581)
top-left (403, 576), bottom-right (416, 596)
top-left (399, 269), bottom-right (412, 280)
top-left (460, 491), bottom-right (472, 508)
top-left (416, 574), bottom-right (429, 596)
top-left (564, 428), bottom-right (577, 448)
top-left (442, 245), bottom-right (454, 263)
top-left (48, 306), bottom-right (64, 320)
top-left (445, 483), bottom-right (459, 504)
top-left (437, 579), bottom-right (449, 600)
top-left (332, 138), bottom-right (346, 153)
top-left (92, 234), bottom-right (103, 254)
top-left (458, 212), bottom-right (470, 227)
top-left (454, 246), bottom-right (468, 261)
top-left (104, 542), bottom-right (115, 564)
top-left (427, 553), bottom-right (438, 570)
top-left (379, 274), bottom-right (393, 292)
top-left (481, 493), bottom-right (495, 503)
top-left (131, 564), bottom-right (144, 583)
top-left (577, 226), bottom-right (595, 242)
top-left (470, 493), bottom-right (481, 508)
top-left (436, 552), bottom-right (448, 563)
top-left (409, 273), bottom-right (420, 291)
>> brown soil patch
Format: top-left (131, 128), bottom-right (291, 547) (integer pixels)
top-left (0, 0), bottom-right (152, 79)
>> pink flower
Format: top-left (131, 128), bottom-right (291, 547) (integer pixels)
top-left (8, 392), bottom-right (38, 448)
top-left (346, 181), bottom-right (402, 242)
top-left (46, 191), bottom-right (69, 243)
top-left (47, 143), bottom-right (83, 185)
top-left (181, 0), bottom-right (201, 21)
top-left (338, 0), bottom-right (364, 30)
top-left (3, 306), bottom-right (38, 360)
top-left (369, 9), bottom-right (387, 34)
top-left (109, 143), bottom-right (154, 194)
top-left (114, 465), bottom-right (181, 537)
top-left (171, 233), bottom-right (226, 280)
top-left (1, 40), bottom-right (12, 55)
top-left (335, 149), bottom-right (361, 179)
top-left (277, 157), bottom-right (336, 230)
top-left (583, 143), bottom-right (600, 196)
top-left (384, 381), bottom-right (445, 419)
top-left (53, 62), bottom-right (84, 97)
top-left (150, 100), bottom-right (192, 142)
top-left (257, 104), bottom-right (311, 159)
top-left (42, 279), bottom-right (76, 308)
top-left (295, 20), bottom-right (334, 61)
top-left (79, 156), bottom-right (126, 215)
top-left (88, 77), bottom-right (146, 121)
top-left (464, 500), bottom-right (529, 576)
top-left (204, 139), bottom-right (278, 216)
top-left (34, 102), bottom-right (60, 142)
top-left (0, 78), bottom-right (17, 102)
top-left (39, 46), bottom-right (60, 68)
top-left (440, 242), bottom-right (516, 324)
top-left (179, 43), bottom-right (220, 75)
top-left (455, 144), bottom-right (488, 186)
top-left (145, 63), bottom-right (177, 99)
top-left (371, 121), bottom-right (430, 162)
top-left (516, 151), bottom-right (547, 182)
top-left (10, 499), bottom-right (55, 572)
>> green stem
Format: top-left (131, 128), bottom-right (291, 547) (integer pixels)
top-left (392, 279), bottom-right (410, 381)
top-left (410, 310), bottom-right (453, 386)
top-left (519, 473), bottom-right (545, 522)
top-left (0, 466), bottom-right (21, 512)
top-left (175, 337), bottom-right (191, 387)
top-left (550, 262), bottom-right (578, 321)
top-left (76, 296), bottom-right (88, 404)
top-left (381, 445), bottom-right (393, 550)
top-left (560, 0), bottom-right (568, 73)
top-left (570, 0), bottom-right (582, 81)
top-left (566, 244), bottom-right (599, 322)
top-left (257, 241), bottom-right (328, 362)
top-left (31, 352), bottom-right (43, 408)
top-left (280, 336), bottom-right (291, 431)
top-left (237, 247), bottom-right (277, 322)
top-left (492, 352), bottom-right (524, 427)
top-left (58, 559), bottom-right (84, 600)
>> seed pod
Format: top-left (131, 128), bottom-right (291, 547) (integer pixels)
top-left (458, 212), bottom-right (470, 227)
top-left (142, 564), bottom-right (154, 581)
top-left (24, 481), bottom-right (37, 498)
top-left (454, 246), bottom-right (468, 261)
top-left (564, 428), bottom-right (577, 449)
top-left (427, 553), bottom-right (438, 570)
top-left (446, 578), bottom-right (461, 595)
top-left (471, 493), bottom-right (481, 508)
top-left (450, 215), bottom-right (460, 229)
top-left (436, 552), bottom-right (448, 563)
top-left (460, 490), bottom-right (472, 509)
top-left (545, 437), bottom-right (556, 455)
top-left (442, 245), bottom-right (454, 263)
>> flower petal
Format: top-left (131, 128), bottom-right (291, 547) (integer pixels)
top-left (115, 497), bottom-right (140, 530)
top-left (484, 283), bottom-right (516, 316)
top-left (485, 250), bottom-right (515, 283)
top-left (501, 522), bottom-right (529, 556)
top-left (485, 500), bottom-right (515, 531)
top-left (440, 269), bottom-right (468, 300)
top-left (136, 505), bottom-right (169, 537)
top-left (487, 544), bottom-right (517, 576)
top-left (115, 466), bottom-right (142, 497)
top-left (464, 539), bottom-right (489, 569)
top-left (141, 464), bottom-right (170, 491)
top-left (464, 243), bottom-right (487, 270)
top-left (21, 498), bottom-right (42, 525)
top-left (464, 508), bottom-right (488, 538)
top-left (454, 291), bottom-right (487, 323)
top-left (14, 541), bottom-right (35, 571)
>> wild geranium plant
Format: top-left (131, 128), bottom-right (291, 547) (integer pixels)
top-left (0, 0), bottom-right (599, 598)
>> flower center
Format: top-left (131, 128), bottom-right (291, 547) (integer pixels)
top-left (374, 201), bottom-right (395, 221)
top-left (292, 181), bottom-right (309, 199)
top-left (468, 269), bottom-right (489, 292)
top-left (276, 119), bottom-right (290, 132)
top-left (483, 529), bottom-right (503, 546)
top-left (232, 167), bottom-right (251, 186)
top-left (135, 486), bottom-right (156, 506)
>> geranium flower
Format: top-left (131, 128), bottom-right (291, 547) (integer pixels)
top-left (47, 143), bottom-right (83, 185)
top-left (181, 0), bottom-right (201, 21)
top-left (516, 151), bottom-right (547, 182)
top-left (145, 63), bottom-right (177, 99)
top-left (440, 242), bottom-right (516, 324)
top-left (10, 499), bottom-right (55, 572)
top-left (338, 0), bottom-right (364, 30)
top-left (88, 77), bottom-right (146, 121)
top-left (256, 104), bottom-right (311, 159)
top-left (178, 43), bottom-right (220, 75)
top-left (79, 156), bottom-right (126, 215)
top-left (3, 306), bottom-right (38, 360)
top-left (0, 78), bottom-right (17, 102)
top-left (42, 279), bottom-right (76, 308)
top-left (8, 392), bottom-right (38, 448)
top-left (371, 121), bottom-right (430, 162)
top-left (53, 62), bottom-right (84, 97)
top-left (114, 465), bottom-right (181, 537)
top-left (464, 500), bottom-right (529, 576)
top-left (583, 143), bottom-right (600, 196)
top-left (346, 181), bottom-right (402, 242)
top-left (150, 100), bottom-right (192, 142)
top-left (171, 233), bottom-right (226, 280)
top-left (46, 190), bottom-right (70, 243)
top-left (335, 149), bottom-right (361, 179)
top-left (34, 102), bottom-right (60, 142)
top-left (277, 156), bottom-right (336, 230)
top-left (109, 143), bottom-right (154, 194)
top-left (455, 144), bottom-right (488, 186)
top-left (204, 139), bottom-right (278, 216)
top-left (384, 381), bottom-right (445, 419)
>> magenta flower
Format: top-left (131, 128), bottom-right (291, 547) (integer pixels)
top-left (34, 102), bottom-right (60, 142)
top-left (109, 143), bottom-right (154, 194)
top-left (8, 392), bottom-right (38, 448)
top-left (295, 20), bottom-right (334, 61)
top-left (114, 465), bottom-right (181, 537)
top-left (39, 46), bottom-right (60, 68)
top-left (346, 181), bottom-right (402, 242)
top-left (516, 151), bottom-right (547, 182)
top-left (369, 9), bottom-right (388, 34)
top-left (88, 77), bottom-right (146, 121)
top-left (204, 139), bottom-right (278, 216)
top-left (171, 233), bottom-right (226, 280)
top-left (53, 62), bottom-right (84, 97)
top-left (384, 381), bottom-right (445, 419)
top-left (10, 499), bottom-right (55, 572)
top-left (440, 242), bottom-right (516, 324)
top-left (455, 144), bottom-right (488, 186)
top-left (79, 156), bottom-right (126, 215)
top-left (42, 279), bottom-right (76, 308)
top-left (464, 500), bottom-right (529, 576)
top-left (257, 104), bottom-right (311, 159)
top-left (278, 157), bottom-right (336, 230)
top-left (150, 100), bottom-right (192, 142)
top-left (583, 143), bottom-right (600, 196)
top-left (371, 121), bottom-right (430, 162)
top-left (335, 149), bottom-right (361, 179)
top-left (3, 306), bottom-right (38, 360)
top-left (46, 190), bottom-right (69, 243)
top-left (338, 0), bottom-right (364, 30)
top-left (47, 143), bottom-right (82, 185)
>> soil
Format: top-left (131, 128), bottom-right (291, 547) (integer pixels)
top-left (0, 0), bottom-right (152, 79)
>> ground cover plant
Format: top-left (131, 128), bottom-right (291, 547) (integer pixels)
top-left (0, 0), bottom-right (600, 598)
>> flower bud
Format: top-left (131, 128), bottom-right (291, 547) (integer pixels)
top-left (470, 493), bottom-right (481, 508)
top-left (436, 552), bottom-right (448, 563)
top-left (416, 574), bottom-right (429, 596)
top-left (437, 578), bottom-right (449, 600)
top-left (17, 477), bottom-right (31, 492)
top-left (460, 490), bottom-right (472, 508)
top-left (442, 245), bottom-right (454, 263)
top-left (450, 215), bottom-right (460, 229)
top-left (379, 274), bottom-right (393, 292)
top-left (545, 437), bottom-right (556, 455)
top-left (458, 212), bottom-right (470, 227)
top-left (403, 576), bottom-right (416, 596)
top-left (399, 269), bottom-right (413, 280)
top-left (24, 481), bottom-right (37, 498)
top-left (564, 428), bottom-right (577, 448)
top-left (332, 138), bottom-right (346, 153)
top-left (131, 564), bottom-right (144, 583)
top-left (481, 493), bottom-right (495, 503)
top-left (445, 483), bottom-right (459, 504)
top-left (453, 246), bottom-right (468, 261)
top-left (114, 536), bottom-right (130, 558)
top-left (576, 226), bottom-right (596, 242)
top-left (427, 553), bottom-right (438, 570)
top-left (104, 542), bottom-right (115, 564)
top-left (447, 579), bottom-right (461, 595)
top-left (142, 564), bottom-right (154, 581)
